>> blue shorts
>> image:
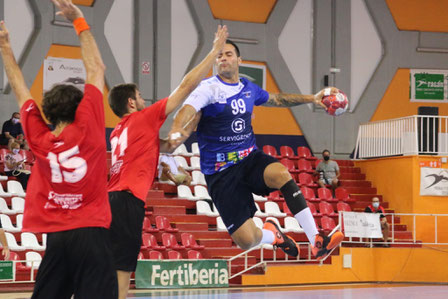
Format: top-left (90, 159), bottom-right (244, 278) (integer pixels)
top-left (205, 150), bottom-right (278, 234)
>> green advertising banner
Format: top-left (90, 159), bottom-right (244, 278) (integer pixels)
top-left (239, 64), bottom-right (266, 89)
top-left (135, 260), bottom-right (228, 289)
top-left (410, 69), bottom-right (448, 102)
top-left (0, 261), bottom-right (13, 281)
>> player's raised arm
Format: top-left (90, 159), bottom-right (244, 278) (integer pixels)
top-left (0, 21), bottom-right (32, 108)
top-left (167, 105), bottom-right (201, 149)
top-left (164, 25), bottom-right (228, 116)
top-left (52, 0), bottom-right (105, 91)
top-left (264, 87), bottom-right (340, 109)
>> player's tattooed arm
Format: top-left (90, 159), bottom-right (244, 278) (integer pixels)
top-left (264, 93), bottom-right (315, 107)
top-left (264, 88), bottom-right (338, 109)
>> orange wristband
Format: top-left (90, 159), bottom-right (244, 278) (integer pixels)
top-left (73, 17), bottom-right (90, 35)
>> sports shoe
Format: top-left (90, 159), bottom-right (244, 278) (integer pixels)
top-left (311, 231), bottom-right (344, 260)
top-left (263, 220), bottom-right (299, 257)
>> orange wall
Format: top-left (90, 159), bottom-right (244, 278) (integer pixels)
top-left (355, 156), bottom-right (448, 243)
top-left (30, 44), bottom-right (121, 128)
top-left (244, 61), bottom-right (303, 135)
top-left (242, 247), bottom-right (448, 285)
top-left (371, 69), bottom-right (448, 122)
top-left (208, 0), bottom-right (276, 23)
top-left (386, 0), bottom-right (448, 32)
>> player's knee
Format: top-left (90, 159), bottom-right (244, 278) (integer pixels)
top-left (235, 234), bottom-right (259, 250)
top-left (271, 167), bottom-right (292, 187)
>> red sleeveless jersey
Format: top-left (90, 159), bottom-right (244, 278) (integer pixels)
top-left (20, 85), bottom-right (111, 233)
top-left (108, 98), bottom-right (167, 202)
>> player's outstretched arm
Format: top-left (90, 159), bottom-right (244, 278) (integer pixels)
top-left (0, 21), bottom-right (32, 108)
top-left (53, 0), bottom-right (105, 91)
top-left (167, 105), bottom-right (201, 149)
top-left (165, 25), bottom-right (228, 116)
top-left (264, 87), bottom-right (339, 109)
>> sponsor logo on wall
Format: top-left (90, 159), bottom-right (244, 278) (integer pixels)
top-left (135, 260), bottom-right (229, 289)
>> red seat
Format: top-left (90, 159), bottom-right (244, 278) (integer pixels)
top-left (336, 202), bottom-right (351, 212)
top-left (317, 188), bottom-right (338, 202)
top-left (297, 159), bottom-right (314, 174)
top-left (9, 251), bottom-right (29, 271)
top-left (155, 216), bottom-right (179, 232)
top-left (142, 217), bottom-right (159, 233)
top-left (167, 250), bottom-right (182, 260)
top-left (297, 146), bottom-right (317, 161)
top-left (319, 201), bottom-right (337, 217)
top-left (162, 233), bottom-right (185, 250)
top-left (268, 190), bottom-right (283, 202)
top-left (282, 202), bottom-right (293, 216)
top-left (307, 202), bottom-right (321, 217)
top-left (187, 250), bottom-right (203, 259)
top-left (20, 150), bottom-right (35, 164)
top-left (335, 187), bottom-right (356, 202)
top-left (262, 145), bottom-right (280, 158)
top-left (301, 187), bottom-right (319, 202)
top-left (137, 252), bottom-right (145, 260)
top-left (141, 233), bottom-right (166, 250)
top-left (298, 173), bottom-right (318, 187)
top-left (0, 149), bottom-right (7, 164)
top-left (321, 216), bottom-right (336, 233)
top-left (148, 250), bottom-right (163, 260)
top-left (180, 233), bottom-right (205, 250)
top-left (280, 158), bottom-right (299, 174)
top-left (279, 146), bottom-right (297, 159)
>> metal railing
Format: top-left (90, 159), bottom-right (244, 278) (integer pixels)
top-left (228, 225), bottom-right (340, 279)
top-left (340, 212), bottom-right (448, 246)
top-left (0, 259), bottom-right (40, 284)
top-left (354, 115), bottom-right (448, 159)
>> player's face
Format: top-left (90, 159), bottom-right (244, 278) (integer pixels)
top-left (134, 90), bottom-right (146, 111)
top-left (216, 44), bottom-right (240, 78)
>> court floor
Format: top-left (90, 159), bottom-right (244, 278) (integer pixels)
top-left (1, 283), bottom-right (447, 298)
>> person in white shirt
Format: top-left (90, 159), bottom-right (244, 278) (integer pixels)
top-left (158, 154), bottom-right (191, 186)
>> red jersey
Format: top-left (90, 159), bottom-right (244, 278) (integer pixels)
top-left (20, 84), bottom-right (111, 233)
top-left (108, 98), bottom-right (168, 202)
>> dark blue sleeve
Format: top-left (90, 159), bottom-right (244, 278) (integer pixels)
top-left (253, 83), bottom-right (269, 106)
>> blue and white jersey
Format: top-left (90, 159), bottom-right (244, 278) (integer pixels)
top-left (183, 75), bottom-right (269, 175)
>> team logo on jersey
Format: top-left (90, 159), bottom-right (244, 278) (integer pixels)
top-left (243, 91), bottom-right (251, 98)
top-left (217, 91), bottom-right (227, 104)
top-left (25, 104), bottom-right (34, 112)
top-left (231, 118), bottom-right (245, 133)
top-left (54, 141), bottom-right (65, 148)
top-left (46, 191), bottom-right (83, 210)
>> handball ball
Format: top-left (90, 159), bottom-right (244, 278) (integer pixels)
top-left (321, 88), bottom-right (349, 116)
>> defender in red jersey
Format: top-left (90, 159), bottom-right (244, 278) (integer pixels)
top-left (107, 26), bottom-right (229, 299)
top-left (0, 1), bottom-right (117, 298)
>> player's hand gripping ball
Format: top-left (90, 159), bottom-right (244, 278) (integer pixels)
top-left (321, 88), bottom-right (349, 116)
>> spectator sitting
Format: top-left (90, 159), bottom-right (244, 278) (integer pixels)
top-left (4, 141), bottom-right (30, 190)
top-left (0, 112), bottom-right (29, 150)
top-left (365, 197), bottom-right (390, 247)
top-left (158, 154), bottom-right (191, 186)
top-left (315, 149), bottom-right (340, 193)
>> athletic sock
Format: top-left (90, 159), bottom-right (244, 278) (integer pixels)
top-left (260, 229), bottom-right (275, 244)
top-left (295, 208), bottom-right (319, 246)
top-left (280, 179), bottom-right (319, 246)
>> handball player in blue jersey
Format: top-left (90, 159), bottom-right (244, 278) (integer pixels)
top-left (169, 40), bottom-right (344, 259)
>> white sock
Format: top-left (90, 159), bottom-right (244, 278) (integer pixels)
top-left (260, 229), bottom-right (275, 244)
top-left (295, 208), bottom-right (319, 246)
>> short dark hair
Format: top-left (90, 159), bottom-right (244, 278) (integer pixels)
top-left (11, 112), bottom-right (19, 118)
top-left (322, 149), bottom-right (330, 155)
top-left (109, 83), bottom-right (138, 118)
top-left (42, 84), bottom-right (83, 127)
top-left (226, 40), bottom-right (240, 57)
